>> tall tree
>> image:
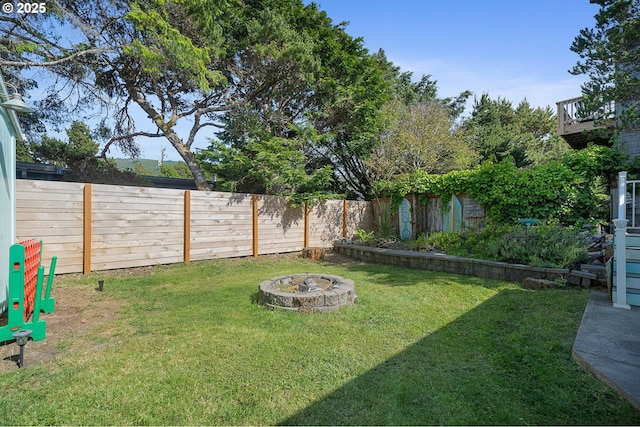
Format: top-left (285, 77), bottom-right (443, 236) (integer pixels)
top-left (462, 94), bottom-right (569, 168)
top-left (200, 0), bottom-right (327, 195)
top-left (306, 48), bottom-right (471, 199)
top-left (200, 1), bottom-right (392, 199)
top-left (304, 35), bottom-right (389, 199)
top-left (0, 0), bottom-right (247, 189)
top-left (368, 100), bottom-right (476, 181)
top-left (570, 0), bottom-right (640, 129)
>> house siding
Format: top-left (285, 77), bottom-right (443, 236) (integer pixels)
top-left (619, 128), bottom-right (640, 159)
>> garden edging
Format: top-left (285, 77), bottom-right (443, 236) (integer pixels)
top-left (333, 242), bottom-right (597, 285)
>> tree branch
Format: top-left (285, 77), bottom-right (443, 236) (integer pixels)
top-left (0, 47), bottom-right (117, 68)
top-left (101, 131), bottom-right (163, 158)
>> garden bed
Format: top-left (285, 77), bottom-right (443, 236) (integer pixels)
top-left (333, 242), bottom-right (602, 286)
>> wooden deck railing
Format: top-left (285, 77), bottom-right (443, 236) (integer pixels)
top-left (556, 96), bottom-right (615, 136)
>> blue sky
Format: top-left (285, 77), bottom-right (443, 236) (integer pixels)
top-left (311, 0), bottom-right (601, 112)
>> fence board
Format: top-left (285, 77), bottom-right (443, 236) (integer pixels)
top-left (191, 234), bottom-right (253, 243)
top-left (92, 238), bottom-right (184, 249)
top-left (191, 246), bottom-right (253, 259)
top-left (309, 200), bottom-right (344, 247)
top-left (91, 256), bottom-right (181, 271)
top-left (257, 195), bottom-right (305, 254)
top-left (92, 246), bottom-right (182, 259)
top-left (16, 192), bottom-right (83, 202)
top-left (346, 200), bottom-right (374, 239)
top-left (18, 212), bottom-right (83, 221)
top-left (191, 212), bottom-right (253, 220)
top-left (190, 191), bottom-right (254, 261)
top-left (16, 180), bottom-right (85, 274)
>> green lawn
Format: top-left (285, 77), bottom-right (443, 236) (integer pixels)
top-left (1, 254), bottom-right (638, 425)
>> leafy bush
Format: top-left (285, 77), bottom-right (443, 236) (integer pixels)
top-left (374, 144), bottom-right (625, 225)
top-left (484, 224), bottom-right (589, 268)
top-left (412, 231), bottom-right (464, 252)
top-left (377, 204), bottom-right (394, 239)
top-left (355, 228), bottom-right (376, 245)
top-left (412, 224), bottom-right (589, 268)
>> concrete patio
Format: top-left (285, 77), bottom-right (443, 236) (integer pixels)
top-left (573, 290), bottom-right (640, 410)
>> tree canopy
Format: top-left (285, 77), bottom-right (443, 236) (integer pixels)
top-left (197, 0), bottom-right (392, 199)
top-left (368, 100), bottom-right (476, 182)
top-left (462, 94), bottom-right (569, 168)
top-left (2, 0), bottom-right (569, 202)
top-left (1, 0), bottom-right (232, 188)
top-left (571, 0), bottom-right (640, 129)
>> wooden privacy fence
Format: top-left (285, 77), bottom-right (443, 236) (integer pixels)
top-left (372, 194), bottom-right (487, 239)
top-left (16, 180), bottom-right (373, 275)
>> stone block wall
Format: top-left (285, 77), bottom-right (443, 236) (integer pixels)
top-left (333, 242), bottom-right (570, 284)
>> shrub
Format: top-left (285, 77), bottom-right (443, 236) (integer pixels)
top-left (484, 224), bottom-right (589, 268)
top-left (377, 204), bottom-right (394, 239)
top-left (373, 144), bottom-right (625, 226)
top-left (413, 231), bottom-right (464, 252)
top-left (355, 228), bottom-right (376, 245)
top-left (412, 224), bottom-right (589, 269)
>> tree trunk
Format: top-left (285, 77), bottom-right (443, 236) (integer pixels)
top-left (302, 247), bottom-right (325, 260)
top-left (172, 138), bottom-right (211, 190)
top-left (128, 85), bottom-right (212, 191)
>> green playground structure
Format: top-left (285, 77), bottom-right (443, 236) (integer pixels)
top-left (0, 239), bottom-right (56, 342)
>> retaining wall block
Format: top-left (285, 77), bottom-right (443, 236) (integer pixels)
top-left (296, 294), bottom-right (324, 308)
top-left (463, 260), bottom-right (475, 276)
top-left (324, 291), bottom-right (341, 306)
top-left (489, 263), bottom-right (506, 280)
top-left (545, 268), bottom-right (570, 281)
top-left (274, 293), bottom-right (294, 308)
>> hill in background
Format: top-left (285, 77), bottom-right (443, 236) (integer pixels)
top-left (113, 158), bottom-right (181, 176)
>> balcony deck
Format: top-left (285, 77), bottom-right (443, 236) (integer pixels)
top-left (556, 96), bottom-right (615, 149)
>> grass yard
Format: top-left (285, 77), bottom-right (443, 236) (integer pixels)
top-left (0, 254), bottom-right (638, 425)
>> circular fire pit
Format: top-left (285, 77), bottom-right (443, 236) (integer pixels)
top-left (258, 274), bottom-right (357, 313)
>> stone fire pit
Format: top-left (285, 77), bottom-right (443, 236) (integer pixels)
top-left (258, 274), bottom-right (357, 313)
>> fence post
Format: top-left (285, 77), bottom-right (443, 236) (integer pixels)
top-left (304, 203), bottom-right (310, 248)
top-left (252, 194), bottom-right (259, 258)
top-left (618, 171), bottom-right (627, 220)
top-left (613, 219), bottom-right (630, 309)
top-left (614, 171), bottom-right (631, 309)
top-left (184, 190), bottom-right (190, 264)
top-left (83, 184), bottom-right (92, 275)
top-left (343, 199), bottom-right (348, 239)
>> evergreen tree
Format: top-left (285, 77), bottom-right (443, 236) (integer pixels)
top-left (570, 0), bottom-right (640, 129)
top-left (462, 94), bottom-right (570, 168)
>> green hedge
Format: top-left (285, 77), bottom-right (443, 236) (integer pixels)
top-left (374, 145), bottom-right (624, 225)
